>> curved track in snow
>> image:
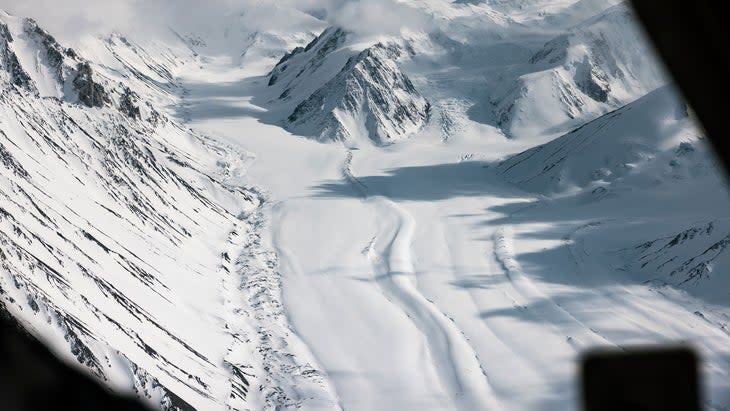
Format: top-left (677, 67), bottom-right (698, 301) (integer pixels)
top-left (348, 151), bottom-right (502, 411)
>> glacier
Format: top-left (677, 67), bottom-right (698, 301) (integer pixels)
top-left (1, 1), bottom-right (729, 411)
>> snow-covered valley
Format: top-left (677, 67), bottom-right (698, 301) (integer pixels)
top-left (1, 1), bottom-right (730, 410)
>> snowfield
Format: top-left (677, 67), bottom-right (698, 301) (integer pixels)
top-left (1, 1), bottom-right (730, 411)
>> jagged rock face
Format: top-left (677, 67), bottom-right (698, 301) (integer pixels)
top-left (73, 62), bottom-right (111, 108)
top-left (574, 55), bottom-right (611, 102)
top-left (22, 18), bottom-right (74, 85)
top-left (268, 27), bottom-right (429, 145)
top-left (0, 14), bottom-right (160, 120)
top-left (267, 27), bottom-right (347, 94)
top-left (0, 23), bottom-right (33, 90)
top-left (0, 138), bottom-right (28, 178)
top-left (284, 41), bottom-right (430, 146)
top-left (119, 87), bottom-right (142, 119)
top-left (2, 15), bottom-right (115, 109)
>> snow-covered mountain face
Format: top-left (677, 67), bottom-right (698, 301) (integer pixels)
top-left (266, 28), bottom-right (430, 146)
top-left (2, 1), bottom-right (730, 411)
top-left (491, 3), bottom-right (664, 138)
top-left (624, 220), bottom-right (730, 304)
top-left (0, 11), bottom-right (315, 411)
top-left (1, 17), bottom-right (105, 104)
top-left (495, 82), bottom-right (730, 308)
top-left (496, 85), bottom-right (708, 194)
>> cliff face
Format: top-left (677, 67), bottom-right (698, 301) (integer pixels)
top-left (1, 15), bottom-right (113, 108)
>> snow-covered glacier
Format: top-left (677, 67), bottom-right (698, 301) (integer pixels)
top-left (1, 1), bottom-right (729, 411)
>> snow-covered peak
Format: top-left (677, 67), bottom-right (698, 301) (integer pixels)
top-left (491, 2), bottom-right (664, 138)
top-left (263, 26), bottom-right (430, 146)
top-left (1, 14), bottom-right (81, 97)
top-left (267, 27), bottom-right (351, 102)
top-left (283, 40), bottom-right (430, 146)
top-left (0, 13), bottom-right (120, 111)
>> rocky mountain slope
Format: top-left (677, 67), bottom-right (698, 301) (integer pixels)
top-left (497, 81), bottom-right (729, 309)
top-left (622, 219), bottom-right (730, 304)
top-left (490, 2), bottom-right (665, 138)
top-left (0, 11), bottom-right (316, 411)
top-left (266, 27), bottom-right (430, 146)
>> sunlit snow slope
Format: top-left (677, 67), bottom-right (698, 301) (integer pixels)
top-left (0, 10), bottom-right (336, 411)
top-left (2, 1), bottom-right (730, 411)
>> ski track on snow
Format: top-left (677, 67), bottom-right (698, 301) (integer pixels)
top-left (346, 150), bottom-right (502, 410)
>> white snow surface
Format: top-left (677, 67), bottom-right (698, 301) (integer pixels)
top-left (2, 2), bottom-right (730, 411)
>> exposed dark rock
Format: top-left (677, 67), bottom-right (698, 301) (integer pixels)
top-left (676, 142), bottom-right (695, 156)
top-left (0, 140), bottom-right (30, 179)
top-left (309, 27), bottom-right (345, 59)
top-left (530, 35), bottom-right (569, 64)
top-left (73, 62), bottom-right (110, 108)
top-left (287, 42), bottom-right (429, 145)
top-left (1, 23), bottom-right (34, 90)
top-left (23, 19), bottom-right (67, 82)
top-left (161, 389), bottom-right (197, 411)
top-left (574, 56), bottom-right (610, 102)
top-left (631, 221), bottom-right (730, 286)
top-left (267, 27), bottom-right (347, 89)
top-left (0, 23), bottom-right (13, 42)
top-left (120, 87), bottom-right (142, 119)
top-left (56, 311), bottom-right (106, 378)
